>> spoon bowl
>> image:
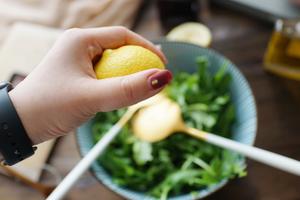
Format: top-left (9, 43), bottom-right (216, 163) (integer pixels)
top-left (133, 97), bottom-right (183, 142)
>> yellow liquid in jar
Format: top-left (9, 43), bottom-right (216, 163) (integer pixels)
top-left (264, 31), bottom-right (300, 80)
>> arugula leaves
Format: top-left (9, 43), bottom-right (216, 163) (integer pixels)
top-left (92, 56), bottom-right (246, 199)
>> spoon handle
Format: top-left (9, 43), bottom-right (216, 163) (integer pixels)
top-left (46, 108), bottom-right (137, 200)
top-left (186, 127), bottom-right (300, 176)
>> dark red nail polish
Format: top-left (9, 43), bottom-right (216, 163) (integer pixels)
top-left (148, 70), bottom-right (173, 89)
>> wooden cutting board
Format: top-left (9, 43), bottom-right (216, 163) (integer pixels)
top-left (0, 22), bottom-right (62, 182)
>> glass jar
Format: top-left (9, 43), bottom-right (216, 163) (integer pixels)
top-left (264, 19), bottom-right (300, 80)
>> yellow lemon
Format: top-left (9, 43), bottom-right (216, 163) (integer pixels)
top-left (166, 22), bottom-right (212, 47)
top-left (95, 45), bottom-right (165, 79)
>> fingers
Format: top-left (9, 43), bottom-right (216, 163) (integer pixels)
top-left (63, 26), bottom-right (167, 64)
top-left (89, 69), bottom-right (172, 112)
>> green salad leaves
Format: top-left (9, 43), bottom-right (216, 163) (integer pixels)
top-left (92, 56), bottom-right (246, 199)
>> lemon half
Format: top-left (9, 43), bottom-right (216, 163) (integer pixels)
top-left (95, 45), bottom-right (165, 79)
top-left (166, 22), bottom-right (212, 47)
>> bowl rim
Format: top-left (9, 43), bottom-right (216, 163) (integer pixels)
top-left (76, 41), bottom-right (258, 200)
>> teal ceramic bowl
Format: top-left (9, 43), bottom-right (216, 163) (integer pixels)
top-left (76, 41), bottom-right (257, 200)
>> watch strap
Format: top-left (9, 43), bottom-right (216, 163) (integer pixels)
top-left (0, 82), bottom-right (35, 165)
top-left (0, 152), bottom-right (3, 162)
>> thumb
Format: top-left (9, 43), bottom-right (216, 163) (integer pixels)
top-left (90, 69), bottom-right (172, 112)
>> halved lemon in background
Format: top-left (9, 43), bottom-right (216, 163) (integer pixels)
top-left (166, 22), bottom-right (212, 47)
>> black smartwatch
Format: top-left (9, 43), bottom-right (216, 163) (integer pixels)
top-left (0, 81), bottom-right (36, 165)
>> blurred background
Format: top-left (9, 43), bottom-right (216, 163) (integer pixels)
top-left (0, 0), bottom-right (299, 199)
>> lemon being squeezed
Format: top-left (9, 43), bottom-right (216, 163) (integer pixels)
top-left (95, 45), bottom-right (165, 79)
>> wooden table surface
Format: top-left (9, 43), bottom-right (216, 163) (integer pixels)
top-left (1, 2), bottom-right (300, 200)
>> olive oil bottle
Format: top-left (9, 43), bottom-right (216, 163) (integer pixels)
top-left (264, 19), bottom-right (300, 80)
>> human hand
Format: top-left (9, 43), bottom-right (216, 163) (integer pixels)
top-left (8, 27), bottom-right (171, 144)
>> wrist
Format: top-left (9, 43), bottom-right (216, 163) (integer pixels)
top-left (8, 88), bottom-right (41, 145)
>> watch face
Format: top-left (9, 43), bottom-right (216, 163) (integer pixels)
top-left (9, 73), bottom-right (26, 88)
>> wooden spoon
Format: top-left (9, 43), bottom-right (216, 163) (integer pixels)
top-left (46, 93), bottom-right (166, 200)
top-left (132, 98), bottom-right (300, 176)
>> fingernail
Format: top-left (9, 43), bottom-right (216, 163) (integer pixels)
top-left (148, 70), bottom-right (173, 90)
